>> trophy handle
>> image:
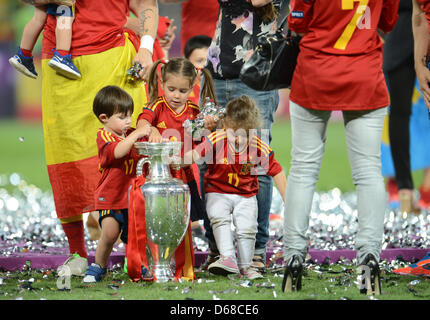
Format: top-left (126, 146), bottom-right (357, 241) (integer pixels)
top-left (136, 157), bottom-right (151, 177)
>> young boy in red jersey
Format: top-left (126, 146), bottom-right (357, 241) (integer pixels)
top-left (184, 95), bottom-right (287, 280)
top-left (184, 35), bottom-right (212, 105)
top-left (83, 86), bottom-right (151, 283)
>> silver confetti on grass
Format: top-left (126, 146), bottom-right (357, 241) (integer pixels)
top-left (265, 187), bottom-right (429, 255)
top-left (1, 175), bottom-right (428, 264)
top-left (0, 174), bottom-right (98, 256)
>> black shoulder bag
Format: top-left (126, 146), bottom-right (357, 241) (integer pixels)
top-left (239, 13), bottom-right (301, 91)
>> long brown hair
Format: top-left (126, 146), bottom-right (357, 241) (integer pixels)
top-left (146, 57), bottom-right (217, 107)
top-left (254, 2), bottom-right (278, 23)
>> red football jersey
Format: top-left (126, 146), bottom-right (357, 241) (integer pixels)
top-left (194, 130), bottom-right (283, 197)
top-left (42, 0), bottom-right (137, 58)
top-left (137, 96), bottom-right (200, 182)
top-left (288, 0), bottom-right (399, 111)
top-left (180, 0), bottom-right (219, 54)
top-left (94, 129), bottom-right (139, 210)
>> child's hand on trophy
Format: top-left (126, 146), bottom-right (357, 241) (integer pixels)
top-left (148, 127), bottom-right (163, 143)
top-left (135, 124), bottom-right (152, 138)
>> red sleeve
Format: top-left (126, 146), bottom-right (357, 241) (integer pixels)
top-left (266, 152), bottom-right (283, 177)
top-left (97, 131), bottom-right (119, 168)
top-left (378, 0), bottom-right (400, 33)
top-left (288, 0), bottom-right (315, 34)
top-left (137, 107), bottom-right (156, 125)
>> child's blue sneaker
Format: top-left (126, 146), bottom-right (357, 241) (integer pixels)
top-left (83, 263), bottom-right (107, 283)
top-left (9, 48), bottom-right (38, 79)
top-left (48, 49), bottom-right (81, 80)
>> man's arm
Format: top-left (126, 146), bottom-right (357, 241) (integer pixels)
top-left (129, 0), bottom-right (159, 80)
top-left (412, 0), bottom-right (430, 110)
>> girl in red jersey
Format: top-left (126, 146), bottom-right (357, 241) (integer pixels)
top-left (184, 95), bottom-right (287, 280)
top-left (136, 58), bottom-right (218, 222)
top-left (83, 86), bottom-right (151, 283)
top-left (282, 0), bottom-right (399, 295)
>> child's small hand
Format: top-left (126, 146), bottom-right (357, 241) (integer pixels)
top-left (135, 125), bottom-right (151, 138)
top-left (203, 115), bottom-right (218, 132)
top-left (148, 128), bottom-right (163, 143)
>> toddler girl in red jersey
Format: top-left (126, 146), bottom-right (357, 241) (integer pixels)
top-left (136, 57), bottom-right (218, 222)
top-left (183, 95), bottom-right (287, 280)
top-left (83, 85), bottom-right (151, 283)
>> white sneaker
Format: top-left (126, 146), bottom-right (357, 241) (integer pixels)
top-left (57, 253), bottom-right (88, 277)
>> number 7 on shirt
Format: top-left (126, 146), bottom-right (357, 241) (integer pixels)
top-left (334, 0), bottom-right (369, 50)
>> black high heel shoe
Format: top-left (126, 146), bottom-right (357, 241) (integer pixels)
top-left (358, 254), bottom-right (381, 295)
top-left (282, 255), bottom-right (303, 292)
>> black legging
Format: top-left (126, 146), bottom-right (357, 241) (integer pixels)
top-left (386, 55), bottom-right (416, 190)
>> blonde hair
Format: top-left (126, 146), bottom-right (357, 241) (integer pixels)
top-left (146, 57), bottom-right (217, 107)
top-left (223, 95), bottom-right (262, 131)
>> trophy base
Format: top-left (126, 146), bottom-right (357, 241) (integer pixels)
top-left (152, 264), bottom-right (174, 283)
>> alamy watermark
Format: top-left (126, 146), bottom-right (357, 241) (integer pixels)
top-left (56, 265), bottom-right (71, 290)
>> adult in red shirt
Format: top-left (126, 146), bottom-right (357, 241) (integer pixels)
top-left (160, 0), bottom-right (219, 54)
top-left (413, 0), bottom-right (430, 109)
top-left (282, 0), bottom-right (399, 295)
top-left (24, 0), bottom-right (159, 274)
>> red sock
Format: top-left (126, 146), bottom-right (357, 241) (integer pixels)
top-left (61, 220), bottom-right (88, 259)
top-left (20, 48), bottom-right (33, 57)
top-left (56, 49), bottom-right (70, 56)
top-left (420, 186), bottom-right (430, 203)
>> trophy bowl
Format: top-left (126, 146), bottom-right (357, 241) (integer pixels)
top-left (134, 141), bottom-right (190, 282)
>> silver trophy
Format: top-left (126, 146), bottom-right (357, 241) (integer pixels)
top-left (183, 97), bottom-right (226, 140)
top-left (134, 141), bottom-right (191, 282)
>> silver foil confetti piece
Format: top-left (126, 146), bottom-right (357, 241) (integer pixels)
top-left (181, 287), bottom-right (191, 294)
top-left (409, 280), bottom-right (421, 286)
top-left (239, 280), bottom-right (252, 288)
top-left (209, 288), bottom-right (238, 295)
